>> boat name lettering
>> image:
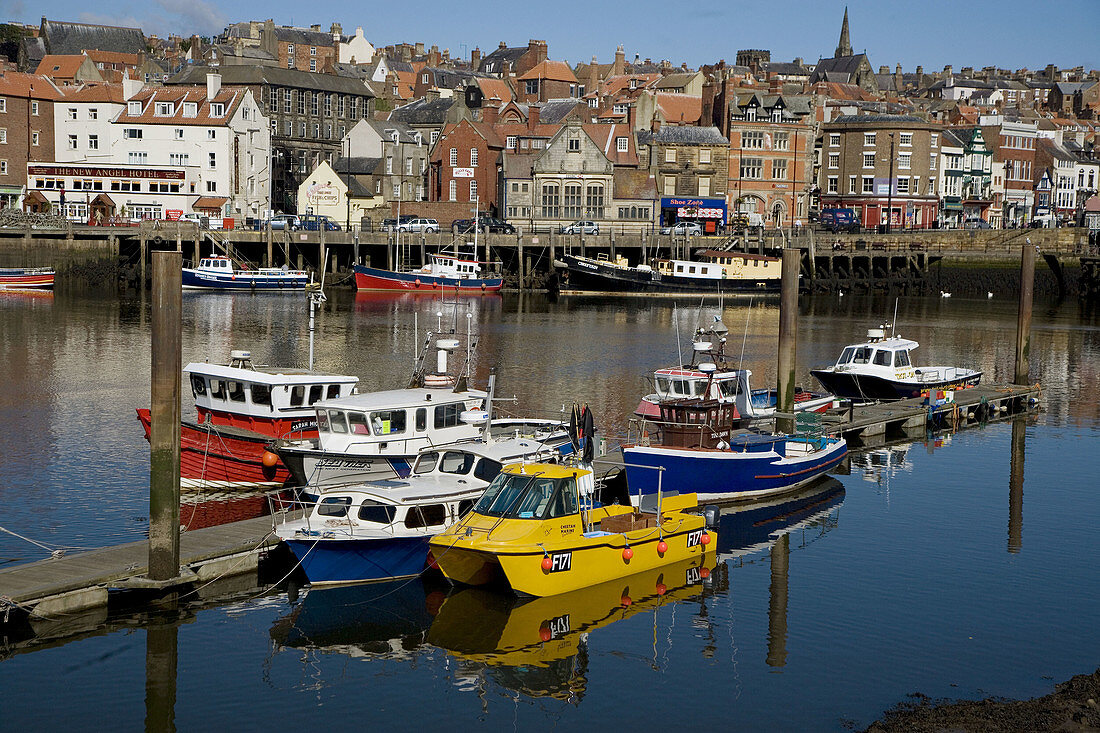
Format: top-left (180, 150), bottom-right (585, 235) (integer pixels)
top-left (578, 261), bottom-right (598, 270)
top-left (685, 566), bottom-right (702, 584)
top-left (547, 552), bottom-right (572, 573)
top-left (316, 458), bottom-right (372, 469)
top-left (686, 529), bottom-right (703, 547)
top-left (560, 523), bottom-right (576, 536)
top-left (291, 419), bottom-right (318, 432)
top-left (546, 614), bottom-right (570, 638)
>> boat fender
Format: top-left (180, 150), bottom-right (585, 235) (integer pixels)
top-left (703, 505), bottom-right (720, 529)
top-left (656, 540), bottom-right (668, 555)
top-left (622, 546), bottom-right (634, 561)
top-left (656, 582), bottom-right (667, 596)
top-left (541, 555), bottom-right (553, 571)
top-left (414, 278), bottom-right (421, 287)
top-left (261, 451), bottom-right (280, 468)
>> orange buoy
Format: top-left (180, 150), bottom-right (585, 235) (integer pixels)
top-left (261, 450), bottom-right (279, 468)
top-left (700, 532), bottom-right (711, 546)
top-left (541, 556), bottom-right (553, 571)
top-left (700, 566), bottom-right (711, 579)
top-left (656, 582), bottom-right (667, 596)
top-left (539, 624), bottom-right (553, 642)
top-left (656, 540), bottom-right (668, 555)
top-left (622, 547), bottom-right (634, 561)
top-left (620, 594), bottom-right (632, 607)
top-left (414, 278), bottom-right (421, 288)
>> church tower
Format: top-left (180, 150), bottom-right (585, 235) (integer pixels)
top-left (835, 7), bottom-right (853, 58)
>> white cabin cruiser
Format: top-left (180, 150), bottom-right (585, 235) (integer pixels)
top-left (810, 326), bottom-right (981, 403)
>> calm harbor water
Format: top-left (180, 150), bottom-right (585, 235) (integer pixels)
top-left (1, 287), bottom-right (1099, 730)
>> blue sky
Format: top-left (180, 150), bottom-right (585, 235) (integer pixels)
top-left (6, 0), bottom-right (1098, 71)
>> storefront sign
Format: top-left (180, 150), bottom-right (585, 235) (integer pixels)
top-left (452, 168), bottom-right (475, 178)
top-left (165, 209), bottom-right (183, 221)
top-left (677, 207), bottom-right (724, 219)
top-left (306, 182), bottom-right (340, 205)
top-left (28, 165), bottom-right (185, 180)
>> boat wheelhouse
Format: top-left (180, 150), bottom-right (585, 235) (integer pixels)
top-left (810, 326), bottom-right (982, 402)
top-left (182, 255), bottom-right (309, 291)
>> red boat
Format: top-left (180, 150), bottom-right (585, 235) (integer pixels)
top-left (137, 350), bottom-right (359, 491)
top-left (0, 267), bottom-right (55, 289)
top-left (353, 253), bottom-right (502, 293)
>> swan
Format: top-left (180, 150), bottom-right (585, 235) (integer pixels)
top-left (940, 291), bottom-right (952, 298)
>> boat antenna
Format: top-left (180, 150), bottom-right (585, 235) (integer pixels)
top-left (306, 243), bottom-right (328, 371)
top-left (466, 307), bottom-right (473, 379)
top-left (738, 297), bottom-right (753, 374)
top-left (674, 302), bottom-right (683, 367)
top-left (413, 311), bottom-right (418, 372)
top-left (891, 297), bottom-right (899, 337)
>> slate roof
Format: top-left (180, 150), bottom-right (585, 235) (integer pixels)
top-left (213, 44), bottom-right (276, 62)
top-left (537, 98), bottom-right (583, 123)
top-left (388, 96), bottom-right (459, 125)
top-left (273, 27), bottom-right (334, 47)
top-left (652, 72), bottom-right (696, 89)
top-left (358, 117), bottom-right (423, 145)
top-left (41, 19), bottom-right (147, 55)
top-left (169, 65), bottom-right (375, 96)
top-left (940, 128), bottom-right (970, 149)
top-left (636, 125), bottom-right (728, 146)
top-left (810, 54), bottom-right (869, 83)
top-left (331, 156), bottom-right (383, 175)
top-left (829, 114), bottom-right (927, 124)
top-left (760, 61), bottom-right (810, 76)
top-left (479, 45), bottom-right (527, 74)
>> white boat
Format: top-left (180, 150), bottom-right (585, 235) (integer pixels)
top-left (182, 255), bottom-right (309, 290)
top-left (810, 325), bottom-right (982, 403)
top-left (275, 436), bottom-right (570, 585)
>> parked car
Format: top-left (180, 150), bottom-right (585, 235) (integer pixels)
top-left (963, 217), bottom-right (992, 230)
top-left (660, 221), bottom-right (702, 236)
top-left (380, 215), bottom-right (416, 232)
top-left (559, 220), bottom-right (599, 235)
top-left (178, 213), bottom-right (225, 230)
top-left (299, 215), bottom-right (341, 231)
top-left (452, 216), bottom-right (517, 234)
top-left (253, 214), bottom-right (300, 231)
top-left (819, 208), bottom-right (861, 233)
top-left (398, 217), bottom-right (439, 233)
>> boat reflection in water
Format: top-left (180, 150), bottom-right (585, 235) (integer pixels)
top-left (180, 489), bottom-right (283, 531)
top-left (269, 577), bottom-right (445, 662)
top-left (427, 557), bottom-right (717, 701)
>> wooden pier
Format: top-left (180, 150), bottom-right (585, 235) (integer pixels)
top-left (818, 382), bottom-right (1040, 444)
top-left (0, 513), bottom-right (290, 623)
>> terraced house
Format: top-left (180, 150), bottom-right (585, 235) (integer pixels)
top-left (636, 122), bottom-right (729, 230)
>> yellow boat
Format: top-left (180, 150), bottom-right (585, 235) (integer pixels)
top-left (428, 462), bottom-right (715, 597)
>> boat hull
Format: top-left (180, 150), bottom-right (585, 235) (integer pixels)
top-left (283, 535), bottom-right (431, 585)
top-left (353, 265), bottom-right (502, 293)
top-left (556, 254), bottom-right (779, 295)
top-left (809, 368), bottom-right (982, 402)
top-left (137, 409), bottom-right (288, 490)
top-left (622, 439), bottom-right (848, 501)
top-left (0, 268), bottom-right (55, 289)
top-left (181, 268), bottom-right (308, 290)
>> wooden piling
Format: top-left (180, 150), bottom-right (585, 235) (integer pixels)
top-left (518, 239), bottom-right (526, 289)
top-left (144, 621), bottom-right (179, 731)
top-left (775, 248), bottom-right (800, 435)
top-left (1008, 417), bottom-right (1025, 554)
top-left (766, 532), bottom-right (790, 668)
top-left (149, 251), bottom-right (181, 581)
top-left (1014, 241), bottom-right (1035, 385)
top-left (265, 223), bottom-right (273, 267)
top-left (139, 233), bottom-right (147, 290)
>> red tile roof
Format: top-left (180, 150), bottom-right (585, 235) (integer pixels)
top-left (84, 49), bottom-right (141, 68)
top-left (119, 86), bottom-right (250, 126)
top-left (35, 55), bottom-right (89, 79)
top-left (0, 71), bottom-right (65, 99)
top-left (477, 77), bottom-right (513, 104)
top-left (655, 93), bottom-right (702, 125)
top-left (583, 123), bottom-right (639, 166)
top-left (517, 60), bottom-right (577, 83)
top-left (63, 83), bottom-right (127, 103)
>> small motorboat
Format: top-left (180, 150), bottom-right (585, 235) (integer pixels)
top-left (0, 267), bottom-right (55, 289)
top-left (354, 253), bottom-right (502, 293)
top-left (182, 255), bottom-right (309, 290)
top-left (429, 462), bottom-right (714, 597)
top-left (623, 397), bottom-right (847, 502)
top-left (276, 436), bottom-right (567, 586)
top-left (810, 325), bottom-right (981, 402)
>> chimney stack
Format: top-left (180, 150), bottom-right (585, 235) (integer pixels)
top-left (650, 111), bottom-right (661, 133)
top-left (206, 71), bottom-right (222, 99)
top-left (471, 46), bottom-right (481, 69)
top-left (483, 99), bottom-right (500, 125)
top-left (527, 103), bottom-right (541, 130)
top-left (613, 44), bottom-right (625, 76)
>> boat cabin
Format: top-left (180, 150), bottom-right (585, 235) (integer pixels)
top-left (186, 351), bottom-right (359, 436)
top-left (311, 387), bottom-right (487, 456)
top-left (471, 464), bottom-right (596, 521)
top-left (425, 254), bottom-right (482, 278)
top-left (655, 398), bottom-right (739, 448)
top-left (832, 329), bottom-right (918, 380)
top-left (196, 256), bottom-right (235, 273)
top-left (305, 482), bottom-right (482, 538)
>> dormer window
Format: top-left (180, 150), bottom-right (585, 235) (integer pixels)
top-left (389, 129), bottom-right (399, 143)
top-left (128, 101), bottom-right (142, 115)
top-left (183, 102), bottom-right (197, 117)
top-left (155, 102), bottom-right (174, 116)
top-left (210, 103), bottom-right (225, 117)
top-left (616, 136), bottom-right (628, 152)
top-left (629, 79), bottom-right (638, 89)
top-left (745, 106), bottom-right (756, 121)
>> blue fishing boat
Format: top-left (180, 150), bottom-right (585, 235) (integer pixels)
top-left (182, 255), bottom-right (309, 290)
top-left (622, 398), bottom-right (846, 501)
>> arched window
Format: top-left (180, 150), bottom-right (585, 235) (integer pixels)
top-left (542, 183), bottom-right (560, 218)
top-left (585, 184), bottom-right (604, 219)
top-left (564, 183), bottom-right (582, 220)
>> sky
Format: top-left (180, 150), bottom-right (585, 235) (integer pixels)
top-left (5, 0), bottom-right (1098, 72)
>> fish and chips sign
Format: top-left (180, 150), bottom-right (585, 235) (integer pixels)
top-left (306, 182), bottom-right (341, 206)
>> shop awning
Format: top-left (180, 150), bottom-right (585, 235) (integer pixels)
top-left (192, 196), bottom-right (228, 211)
top-left (23, 190), bottom-right (49, 204)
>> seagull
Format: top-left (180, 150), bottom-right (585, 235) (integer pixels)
top-left (987, 291), bottom-right (993, 298)
top-left (838, 290), bottom-right (845, 297)
top-left (940, 291), bottom-right (952, 298)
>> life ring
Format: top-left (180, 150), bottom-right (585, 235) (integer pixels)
top-left (424, 374), bottom-right (454, 388)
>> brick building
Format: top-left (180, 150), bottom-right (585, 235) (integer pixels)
top-left (819, 114), bottom-right (942, 230)
top-left (0, 72), bottom-right (63, 209)
top-left (428, 119), bottom-right (503, 215)
top-left (982, 119), bottom-right (1038, 226)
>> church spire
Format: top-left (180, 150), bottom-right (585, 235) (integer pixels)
top-left (835, 6), bottom-right (853, 58)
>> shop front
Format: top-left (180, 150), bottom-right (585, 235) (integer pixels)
top-left (659, 197), bottom-right (727, 234)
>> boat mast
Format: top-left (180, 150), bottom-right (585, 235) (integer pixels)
top-left (470, 194), bottom-right (478, 260)
top-left (306, 243), bottom-right (328, 370)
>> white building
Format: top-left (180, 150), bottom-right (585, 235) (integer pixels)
top-left (35, 73), bottom-right (270, 222)
top-left (338, 27), bottom-right (374, 65)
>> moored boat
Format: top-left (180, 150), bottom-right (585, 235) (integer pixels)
top-left (354, 253), bottom-right (502, 293)
top-left (623, 397), bottom-right (847, 502)
top-left (429, 462), bottom-right (714, 597)
top-left (182, 255), bottom-right (309, 291)
top-left (810, 325), bottom-right (982, 402)
top-left (555, 250), bottom-right (780, 296)
top-left (275, 437), bottom-right (572, 586)
top-left (0, 266), bottom-right (55, 289)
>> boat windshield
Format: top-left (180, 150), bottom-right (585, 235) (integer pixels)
top-left (473, 473), bottom-right (579, 519)
top-left (838, 346), bottom-right (872, 365)
top-left (895, 349), bottom-right (911, 367)
top-left (412, 451), bottom-right (438, 474)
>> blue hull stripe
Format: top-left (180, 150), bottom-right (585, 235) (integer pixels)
top-left (284, 535), bottom-right (431, 585)
top-left (182, 270), bottom-right (308, 290)
top-left (353, 265), bottom-right (502, 290)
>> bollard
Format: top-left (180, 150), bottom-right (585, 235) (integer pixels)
top-left (1014, 241), bottom-right (1035, 384)
top-left (775, 248), bottom-right (800, 435)
top-left (149, 251), bottom-right (182, 581)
